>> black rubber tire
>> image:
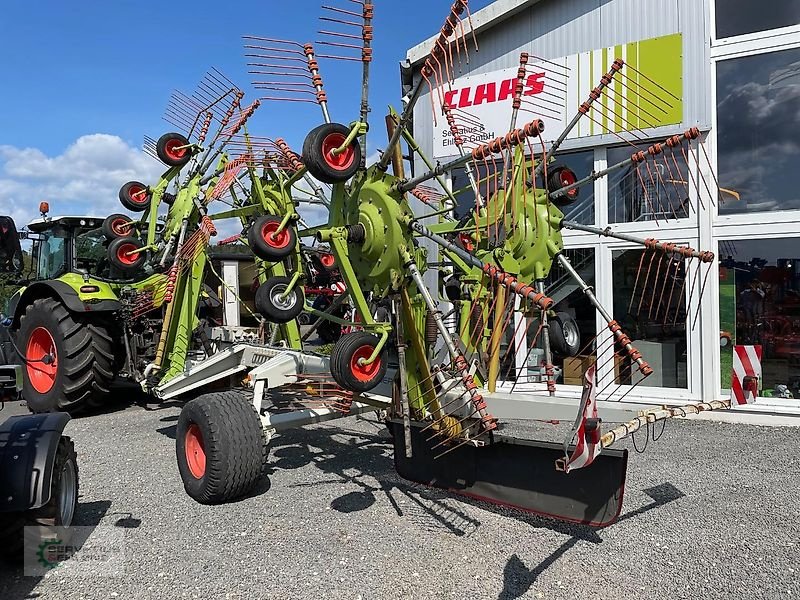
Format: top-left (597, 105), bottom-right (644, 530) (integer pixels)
top-left (254, 276), bottom-right (305, 324)
top-left (248, 215), bottom-right (296, 262)
top-left (0, 436), bottom-right (79, 562)
top-left (176, 390), bottom-right (266, 504)
top-left (107, 236), bottom-right (146, 273)
top-left (547, 166), bottom-right (580, 206)
top-left (549, 312), bottom-right (581, 357)
top-left (156, 132), bottom-right (192, 168)
top-left (16, 298), bottom-right (115, 413)
top-left (119, 181), bottom-right (151, 212)
top-left (330, 331), bottom-right (387, 393)
top-left (302, 123), bottom-right (362, 184)
top-left (102, 213), bottom-right (135, 240)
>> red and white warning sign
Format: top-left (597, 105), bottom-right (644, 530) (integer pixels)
top-left (731, 345), bottom-right (762, 405)
top-left (557, 365), bottom-right (602, 473)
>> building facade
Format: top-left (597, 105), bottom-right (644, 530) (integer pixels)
top-left (404, 0), bottom-right (800, 418)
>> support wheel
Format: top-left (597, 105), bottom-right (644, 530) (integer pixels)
top-left (248, 215), bottom-right (296, 261)
top-left (107, 236), bottom-right (146, 273)
top-left (176, 391), bottom-right (266, 504)
top-left (330, 331), bottom-right (387, 393)
top-left (156, 132), bottom-right (192, 167)
top-left (16, 298), bottom-right (115, 413)
top-left (101, 213), bottom-right (135, 240)
top-left (0, 436), bottom-right (79, 561)
top-left (119, 181), bottom-right (151, 212)
top-left (302, 123), bottom-right (362, 184)
top-left (546, 166), bottom-right (579, 206)
top-left (254, 276), bottom-right (304, 324)
top-left (549, 312), bottom-right (581, 357)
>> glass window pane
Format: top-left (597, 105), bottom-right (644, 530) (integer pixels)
top-left (719, 237), bottom-right (800, 400)
top-left (451, 149), bottom-right (594, 224)
top-left (612, 248), bottom-right (688, 388)
top-left (717, 48), bottom-right (800, 214)
top-left (608, 144), bottom-right (690, 223)
top-left (547, 150), bottom-right (594, 225)
top-left (510, 248), bottom-right (597, 384)
top-left (716, 0), bottom-right (800, 39)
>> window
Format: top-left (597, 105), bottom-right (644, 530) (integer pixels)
top-left (716, 0), bottom-right (799, 40)
top-left (547, 150), bottom-right (594, 225)
top-left (719, 237), bottom-right (800, 400)
top-left (511, 248), bottom-right (597, 385)
top-left (450, 149), bottom-right (594, 224)
top-left (608, 144), bottom-right (690, 224)
top-left (717, 48), bottom-right (800, 215)
top-left (612, 248), bottom-right (688, 388)
top-left (36, 232), bottom-right (67, 280)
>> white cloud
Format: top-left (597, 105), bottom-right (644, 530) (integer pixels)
top-left (0, 134), bottom-right (164, 232)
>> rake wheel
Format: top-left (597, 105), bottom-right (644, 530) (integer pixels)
top-left (107, 236), bottom-right (145, 273)
top-left (254, 276), bottom-right (305, 324)
top-left (119, 181), bottom-right (151, 212)
top-left (302, 123), bottom-right (362, 184)
top-left (248, 215), bottom-right (296, 261)
top-left (330, 331), bottom-right (387, 393)
top-left (156, 132), bottom-right (193, 167)
top-left (101, 213), bottom-right (135, 240)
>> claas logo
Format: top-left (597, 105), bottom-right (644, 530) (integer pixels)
top-left (444, 73), bottom-right (545, 109)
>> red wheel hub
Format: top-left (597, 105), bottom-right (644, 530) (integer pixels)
top-left (111, 218), bottom-right (130, 236)
top-left (350, 344), bottom-right (381, 383)
top-left (184, 424), bottom-right (206, 479)
top-left (164, 138), bottom-right (188, 161)
top-left (116, 242), bottom-right (140, 266)
top-left (128, 185), bottom-right (148, 205)
top-left (321, 133), bottom-right (355, 171)
top-left (261, 221), bottom-right (291, 249)
top-left (26, 327), bottom-right (58, 394)
top-left (320, 253), bottom-right (335, 268)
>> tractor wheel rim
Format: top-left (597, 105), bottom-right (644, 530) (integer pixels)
top-left (563, 321), bottom-right (579, 347)
top-left (321, 133), bottom-right (355, 171)
top-left (261, 221), bottom-right (291, 249)
top-left (58, 457), bottom-right (78, 526)
top-left (164, 138), bottom-right (188, 161)
top-left (128, 185), bottom-right (148, 204)
top-left (26, 327), bottom-right (58, 394)
top-left (270, 285), bottom-right (297, 310)
top-left (111, 218), bottom-right (130, 236)
top-left (350, 344), bottom-right (380, 383)
top-left (185, 424), bottom-right (206, 479)
top-left (116, 243), bottom-right (139, 266)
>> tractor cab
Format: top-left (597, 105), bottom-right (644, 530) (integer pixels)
top-left (27, 216), bottom-right (121, 281)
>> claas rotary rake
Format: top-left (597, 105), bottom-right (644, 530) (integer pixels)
top-left (97, 0), bottom-right (731, 526)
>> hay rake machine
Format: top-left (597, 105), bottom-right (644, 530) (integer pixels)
top-left (94, 0), bottom-right (733, 526)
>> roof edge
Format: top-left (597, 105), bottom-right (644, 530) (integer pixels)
top-left (405, 0), bottom-right (542, 66)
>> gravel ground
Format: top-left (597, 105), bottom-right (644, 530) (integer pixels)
top-left (1, 394), bottom-right (799, 600)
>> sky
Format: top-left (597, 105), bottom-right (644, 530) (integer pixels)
top-left (0, 0), bottom-right (493, 231)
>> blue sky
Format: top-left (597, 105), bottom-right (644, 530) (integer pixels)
top-left (0, 0), bottom-right (493, 229)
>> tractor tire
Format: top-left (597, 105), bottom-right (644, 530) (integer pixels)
top-left (302, 123), bottom-right (362, 184)
top-left (0, 435), bottom-right (79, 562)
top-left (549, 312), bottom-right (581, 357)
top-left (330, 331), bottom-right (387, 393)
top-left (254, 276), bottom-right (305, 324)
top-left (156, 132), bottom-right (192, 168)
top-left (107, 236), bottom-right (146, 273)
top-left (176, 390), bottom-right (266, 504)
top-left (102, 213), bottom-right (135, 240)
top-left (248, 215), bottom-right (296, 262)
top-left (16, 298), bottom-right (115, 413)
top-left (119, 181), bottom-right (151, 212)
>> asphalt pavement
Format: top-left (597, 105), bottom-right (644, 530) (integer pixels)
top-left (1, 392), bottom-right (798, 600)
